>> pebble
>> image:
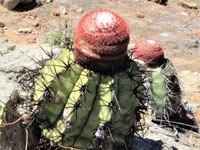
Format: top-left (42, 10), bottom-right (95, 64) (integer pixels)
top-left (27, 38), bottom-right (36, 44)
top-left (76, 7), bottom-right (83, 13)
top-left (33, 22), bottom-right (39, 27)
top-left (52, 12), bottom-right (60, 16)
top-left (160, 33), bottom-right (168, 37)
top-left (180, 12), bottom-right (188, 16)
top-left (60, 6), bottom-right (67, 15)
top-left (0, 22), bottom-right (5, 28)
top-left (136, 14), bottom-right (145, 18)
top-left (18, 28), bottom-right (32, 34)
top-left (193, 31), bottom-right (200, 38)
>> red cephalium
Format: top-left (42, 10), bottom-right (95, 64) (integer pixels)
top-left (132, 39), bottom-right (164, 67)
top-left (74, 10), bottom-right (130, 71)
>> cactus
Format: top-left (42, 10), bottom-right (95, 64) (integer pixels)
top-left (32, 10), bottom-right (152, 149)
top-left (131, 39), bottom-right (181, 119)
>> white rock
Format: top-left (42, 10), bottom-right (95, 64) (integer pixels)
top-left (60, 6), bottom-right (67, 15)
top-left (180, 12), bottom-right (188, 16)
top-left (18, 28), bottom-right (32, 33)
top-left (160, 33), bottom-right (168, 37)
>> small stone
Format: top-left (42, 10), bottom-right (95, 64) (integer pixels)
top-left (27, 38), bottom-right (36, 44)
top-left (128, 43), bottom-right (135, 51)
top-left (0, 22), bottom-right (5, 28)
top-left (76, 7), bottom-right (83, 13)
top-left (193, 31), bottom-right (200, 38)
top-left (46, 0), bottom-right (53, 2)
top-left (52, 12), bottom-right (60, 16)
top-left (33, 22), bottom-right (39, 27)
top-left (160, 33), bottom-right (168, 37)
top-left (60, 6), bottom-right (67, 15)
top-left (18, 28), bottom-right (32, 34)
top-left (2, 0), bottom-right (20, 10)
top-left (136, 14), bottom-right (145, 18)
top-left (178, 2), bottom-right (198, 9)
top-left (180, 12), bottom-right (188, 16)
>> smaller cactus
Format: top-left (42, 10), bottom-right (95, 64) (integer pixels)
top-left (131, 39), bottom-right (181, 118)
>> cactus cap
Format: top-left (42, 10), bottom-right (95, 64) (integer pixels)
top-left (74, 10), bottom-right (130, 71)
top-left (132, 39), bottom-right (164, 67)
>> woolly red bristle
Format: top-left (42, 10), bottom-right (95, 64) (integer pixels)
top-left (132, 39), bottom-right (164, 67)
top-left (74, 10), bottom-right (130, 71)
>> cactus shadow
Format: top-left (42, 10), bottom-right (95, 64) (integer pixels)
top-left (13, 0), bottom-right (38, 12)
top-left (130, 136), bottom-right (177, 150)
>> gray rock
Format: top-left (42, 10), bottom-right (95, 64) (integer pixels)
top-left (0, 22), bottom-right (5, 28)
top-left (2, 0), bottom-right (20, 10)
top-left (1, 0), bottom-right (34, 9)
top-left (0, 43), bottom-right (62, 77)
top-left (0, 38), bottom-right (16, 55)
top-left (0, 72), bottom-right (18, 105)
top-left (131, 122), bottom-right (200, 150)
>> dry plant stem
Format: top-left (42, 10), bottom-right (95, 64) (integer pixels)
top-left (25, 128), bottom-right (28, 150)
top-left (58, 143), bottom-right (80, 150)
top-left (0, 116), bottom-right (24, 127)
top-left (0, 115), bottom-right (31, 127)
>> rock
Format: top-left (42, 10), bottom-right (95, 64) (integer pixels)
top-left (0, 42), bottom-right (62, 103)
top-left (76, 7), bottom-right (83, 13)
top-left (18, 28), bottom-right (32, 34)
top-left (46, 0), bottom-right (53, 2)
top-left (33, 22), bottom-right (39, 27)
top-left (178, 2), bottom-right (198, 9)
top-left (2, 0), bottom-right (20, 10)
top-left (180, 12), bottom-right (188, 16)
top-left (0, 72), bottom-right (18, 105)
top-left (160, 33), bottom-right (168, 37)
top-left (0, 43), bottom-right (62, 73)
top-left (60, 6), bottom-right (67, 15)
top-left (186, 38), bottom-right (200, 48)
top-left (193, 31), bottom-right (200, 38)
top-left (131, 122), bottom-right (200, 150)
top-left (136, 14), bottom-right (145, 18)
top-left (27, 37), bottom-right (36, 44)
top-left (52, 12), bottom-right (60, 16)
top-left (0, 22), bottom-right (5, 28)
top-left (0, 38), bottom-right (16, 55)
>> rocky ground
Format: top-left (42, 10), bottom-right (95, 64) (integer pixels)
top-left (0, 0), bottom-right (200, 149)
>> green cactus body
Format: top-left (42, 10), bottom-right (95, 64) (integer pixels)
top-left (144, 59), bottom-right (181, 118)
top-left (34, 49), bottom-right (149, 149)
